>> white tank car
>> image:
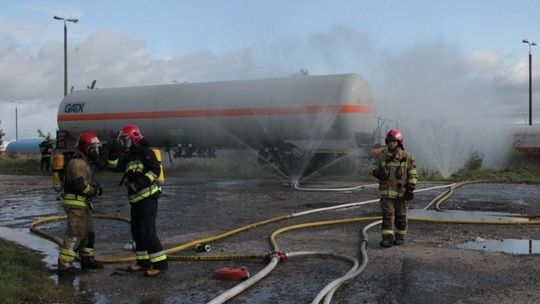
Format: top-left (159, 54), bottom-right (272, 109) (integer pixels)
top-left (57, 74), bottom-right (377, 176)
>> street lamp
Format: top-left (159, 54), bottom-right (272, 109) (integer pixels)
top-left (53, 16), bottom-right (79, 96)
top-left (10, 101), bottom-right (23, 141)
top-left (522, 39), bottom-right (537, 125)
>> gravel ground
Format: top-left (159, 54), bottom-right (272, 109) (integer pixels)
top-left (0, 174), bottom-right (539, 304)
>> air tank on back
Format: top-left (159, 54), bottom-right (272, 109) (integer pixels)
top-left (57, 74), bottom-right (377, 176)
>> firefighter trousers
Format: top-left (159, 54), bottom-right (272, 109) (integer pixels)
top-left (40, 155), bottom-right (51, 171)
top-left (59, 206), bottom-right (95, 267)
top-left (380, 197), bottom-right (408, 238)
top-left (130, 196), bottom-right (168, 270)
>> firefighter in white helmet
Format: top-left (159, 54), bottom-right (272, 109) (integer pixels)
top-left (58, 131), bottom-right (104, 273)
top-left (371, 129), bottom-right (418, 247)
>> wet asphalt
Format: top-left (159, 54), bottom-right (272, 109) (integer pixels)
top-left (0, 174), bottom-right (539, 303)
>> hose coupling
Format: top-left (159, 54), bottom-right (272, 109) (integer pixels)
top-left (264, 251), bottom-right (287, 263)
top-left (195, 243), bottom-right (211, 252)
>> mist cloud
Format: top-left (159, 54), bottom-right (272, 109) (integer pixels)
top-left (372, 41), bottom-right (526, 174)
top-left (0, 25), bottom-right (535, 176)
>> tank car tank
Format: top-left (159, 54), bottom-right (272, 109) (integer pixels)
top-left (57, 74), bottom-right (377, 177)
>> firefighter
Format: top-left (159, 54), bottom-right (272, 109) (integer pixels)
top-left (371, 129), bottom-right (418, 247)
top-left (58, 131), bottom-right (104, 273)
top-left (107, 124), bottom-right (168, 277)
top-left (39, 135), bottom-right (54, 171)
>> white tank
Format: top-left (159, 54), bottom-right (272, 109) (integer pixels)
top-left (511, 125), bottom-right (540, 152)
top-left (57, 74), bottom-right (376, 153)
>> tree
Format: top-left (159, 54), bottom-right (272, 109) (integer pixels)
top-left (290, 69), bottom-right (310, 77)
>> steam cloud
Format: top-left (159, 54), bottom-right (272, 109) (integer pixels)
top-left (373, 41), bottom-right (523, 176)
top-left (0, 25), bottom-right (535, 176)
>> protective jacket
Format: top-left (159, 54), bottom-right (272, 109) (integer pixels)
top-left (58, 150), bottom-right (98, 270)
top-left (372, 147), bottom-right (418, 199)
top-left (107, 139), bottom-right (161, 203)
top-left (39, 140), bottom-right (54, 157)
top-left (107, 138), bottom-right (167, 271)
top-left (63, 150), bottom-right (96, 208)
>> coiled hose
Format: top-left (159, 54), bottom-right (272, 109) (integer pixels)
top-left (31, 182), bottom-right (537, 303)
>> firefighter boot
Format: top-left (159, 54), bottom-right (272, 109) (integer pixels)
top-left (394, 234), bottom-right (405, 246)
top-left (144, 268), bottom-right (165, 278)
top-left (58, 260), bottom-right (81, 274)
top-left (126, 260), bottom-right (151, 272)
top-left (126, 264), bottom-right (146, 272)
top-left (143, 260), bottom-right (168, 277)
top-left (379, 234), bottom-right (394, 248)
top-left (81, 257), bottom-right (104, 269)
top-left (58, 245), bottom-right (81, 274)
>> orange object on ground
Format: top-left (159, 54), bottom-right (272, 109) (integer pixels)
top-left (214, 266), bottom-right (249, 281)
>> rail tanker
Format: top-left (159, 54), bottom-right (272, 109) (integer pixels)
top-left (57, 74), bottom-right (378, 177)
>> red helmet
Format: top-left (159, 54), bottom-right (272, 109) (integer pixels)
top-left (385, 129), bottom-right (404, 145)
top-left (118, 124), bottom-right (143, 149)
top-left (76, 131), bottom-right (101, 155)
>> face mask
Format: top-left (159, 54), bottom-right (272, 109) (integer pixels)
top-left (87, 144), bottom-right (101, 161)
top-left (118, 135), bottom-right (133, 150)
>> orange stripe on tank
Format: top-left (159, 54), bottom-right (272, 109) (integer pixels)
top-left (58, 104), bottom-right (376, 122)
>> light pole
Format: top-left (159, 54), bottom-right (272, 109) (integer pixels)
top-left (10, 101), bottom-right (23, 141)
top-left (522, 39), bottom-right (537, 125)
top-left (53, 16), bottom-right (79, 96)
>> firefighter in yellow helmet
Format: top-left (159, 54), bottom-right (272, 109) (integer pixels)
top-left (371, 129), bottom-right (418, 247)
top-left (58, 131), bottom-right (104, 273)
top-left (107, 124), bottom-right (168, 277)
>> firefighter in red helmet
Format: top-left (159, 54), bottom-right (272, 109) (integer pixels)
top-left (371, 129), bottom-right (418, 247)
top-left (58, 131), bottom-right (104, 273)
top-left (107, 124), bottom-right (168, 277)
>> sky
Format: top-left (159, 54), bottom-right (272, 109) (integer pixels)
top-left (0, 0), bottom-right (540, 171)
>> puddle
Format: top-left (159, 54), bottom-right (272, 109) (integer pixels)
top-left (457, 238), bottom-right (540, 255)
top-left (0, 226), bottom-right (105, 303)
top-left (409, 209), bottom-right (532, 222)
top-left (0, 226), bottom-right (58, 269)
top-left (0, 196), bottom-right (63, 227)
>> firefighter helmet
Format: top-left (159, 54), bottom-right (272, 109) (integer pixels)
top-left (385, 129), bottom-right (404, 145)
top-left (76, 131), bottom-right (101, 157)
top-left (117, 124), bottom-right (144, 150)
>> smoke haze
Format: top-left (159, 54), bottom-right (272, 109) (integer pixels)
top-left (0, 25), bottom-right (534, 175)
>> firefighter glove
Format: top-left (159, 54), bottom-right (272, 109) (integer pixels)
top-left (404, 185), bottom-right (415, 201)
top-left (126, 177), bottom-right (147, 192)
top-left (94, 184), bottom-right (103, 196)
top-left (126, 182), bottom-right (138, 192)
top-left (372, 169), bottom-right (388, 181)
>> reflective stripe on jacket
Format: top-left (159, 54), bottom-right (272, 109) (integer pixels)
top-left (128, 183), bottom-right (161, 203)
top-left (108, 141), bottom-right (161, 204)
top-left (63, 150), bottom-right (94, 207)
top-left (62, 193), bottom-right (88, 208)
top-left (123, 148), bottom-right (161, 204)
top-left (373, 147), bottom-right (418, 199)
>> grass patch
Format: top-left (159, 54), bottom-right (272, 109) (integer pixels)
top-left (3, 150), bottom-right (540, 184)
top-left (450, 151), bottom-right (540, 183)
top-left (165, 154), bottom-right (282, 179)
top-left (0, 238), bottom-right (73, 304)
top-left (0, 154), bottom-right (43, 175)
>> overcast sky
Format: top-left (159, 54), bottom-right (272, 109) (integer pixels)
top-left (0, 0), bottom-right (539, 145)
